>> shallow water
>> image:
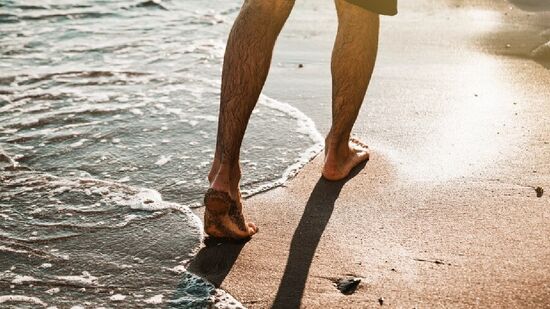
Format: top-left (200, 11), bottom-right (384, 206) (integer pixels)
top-left (0, 0), bottom-right (322, 307)
top-left (507, 0), bottom-right (550, 12)
top-left (506, 0), bottom-right (550, 64)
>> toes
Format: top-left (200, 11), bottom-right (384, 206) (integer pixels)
top-left (350, 137), bottom-right (368, 149)
top-left (349, 138), bottom-right (369, 158)
top-left (247, 222), bottom-right (258, 235)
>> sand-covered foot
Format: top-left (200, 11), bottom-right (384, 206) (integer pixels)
top-left (203, 188), bottom-right (258, 240)
top-left (322, 137), bottom-right (370, 181)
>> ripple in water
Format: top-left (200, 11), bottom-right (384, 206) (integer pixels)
top-left (0, 0), bottom-right (322, 307)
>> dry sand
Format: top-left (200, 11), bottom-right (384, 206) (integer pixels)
top-left (190, 0), bottom-right (550, 307)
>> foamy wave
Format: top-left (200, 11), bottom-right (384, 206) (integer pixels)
top-left (6, 271), bottom-right (100, 288)
top-left (157, 77), bottom-right (324, 197)
top-left (531, 40), bottom-right (550, 61)
top-left (0, 245), bottom-right (29, 255)
top-left (168, 272), bottom-right (246, 308)
top-left (0, 170), bottom-right (203, 244)
top-left (242, 94), bottom-right (324, 197)
top-left (0, 295), bottom-right (47, 307)
top-left (0, 1), bottom-right (321, 307)
top-left (144, 294), bottom-right (164, 304)
top-left (11, 275), bottom-right (40, 284)
top-left (52, 271), bottom-right (99, 287)
top-left (0, 145), bottom-right (20, 170)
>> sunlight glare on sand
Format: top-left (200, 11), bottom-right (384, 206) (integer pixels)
top-left (464, 9), bottom-right (502, 31)
top-left (400, 54), bottom-right (516, 181)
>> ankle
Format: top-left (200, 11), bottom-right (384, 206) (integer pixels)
top-left (326, 129), bottom-right (350, 148)
top-left (207, 160), bottom-right (220, 183)
top-left (325, 133), bottom-right (351, 158)
top-left (209, 163), bottom-right (241, 198)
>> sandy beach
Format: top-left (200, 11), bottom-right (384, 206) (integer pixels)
top-left (190, 0), bottom-right (550, 307)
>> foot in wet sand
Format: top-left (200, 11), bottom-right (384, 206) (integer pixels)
top-left (203, 188), bottom-right (258, 240)
top-left (322, 137), bottom-right (370, 181)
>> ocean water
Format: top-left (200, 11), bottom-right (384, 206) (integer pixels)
top-left (507, 0), bottom-right (550, 12)
top-left (0, 0), bottom-right (322, 307)
top-left (507, 0), bottom-right (550, 64)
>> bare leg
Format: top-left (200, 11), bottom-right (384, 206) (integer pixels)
top-left (322, 0), bottom-right (379, 181)
top-left (205, 0), bottom-right (294, 239)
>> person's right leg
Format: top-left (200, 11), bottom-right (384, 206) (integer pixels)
top-left (323, 0), bottom-right (379, 181)
top-left (205, 0), bottom-right (295, 239)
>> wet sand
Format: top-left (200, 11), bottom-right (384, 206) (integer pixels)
top-left (190, 0), bottom-right (550, 307)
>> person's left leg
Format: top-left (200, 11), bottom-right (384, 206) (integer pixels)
top-left (205, 0), bottom-right (295, 239)
top-left (323, 0), bottom-right (379, 181)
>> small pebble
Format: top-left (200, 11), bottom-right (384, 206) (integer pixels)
top-left (336, 278), bottom-right (361, 295)
top-left (535, 186), bottom-right (543, 198)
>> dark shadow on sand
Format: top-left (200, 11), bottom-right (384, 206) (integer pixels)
top-left (187, 160), bottom-right (366, 307)
top-left (187, 236), bottom-right (247, 287)
top-left (272, 161), bottom-right (367, 309)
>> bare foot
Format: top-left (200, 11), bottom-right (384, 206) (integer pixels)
top-left (203, 188), bottom-right (258, 239)
top-left (322, 137), bottom-right (370, 181)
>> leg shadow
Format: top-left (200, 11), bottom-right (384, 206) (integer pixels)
top-left (272, 161), bottom-right (367, 309)
top-left (187, 236), bottom-right (248, 287)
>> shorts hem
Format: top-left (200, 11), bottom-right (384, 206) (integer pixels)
top-left (345, 0), bottom-right (398, 16)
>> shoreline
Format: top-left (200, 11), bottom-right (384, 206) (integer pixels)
top-left (479, 0), bottom-right (550, 69)
top-left (189, 0), bottom-right (550, 307)
top-left (238, 94), bottom-right (324, 199)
